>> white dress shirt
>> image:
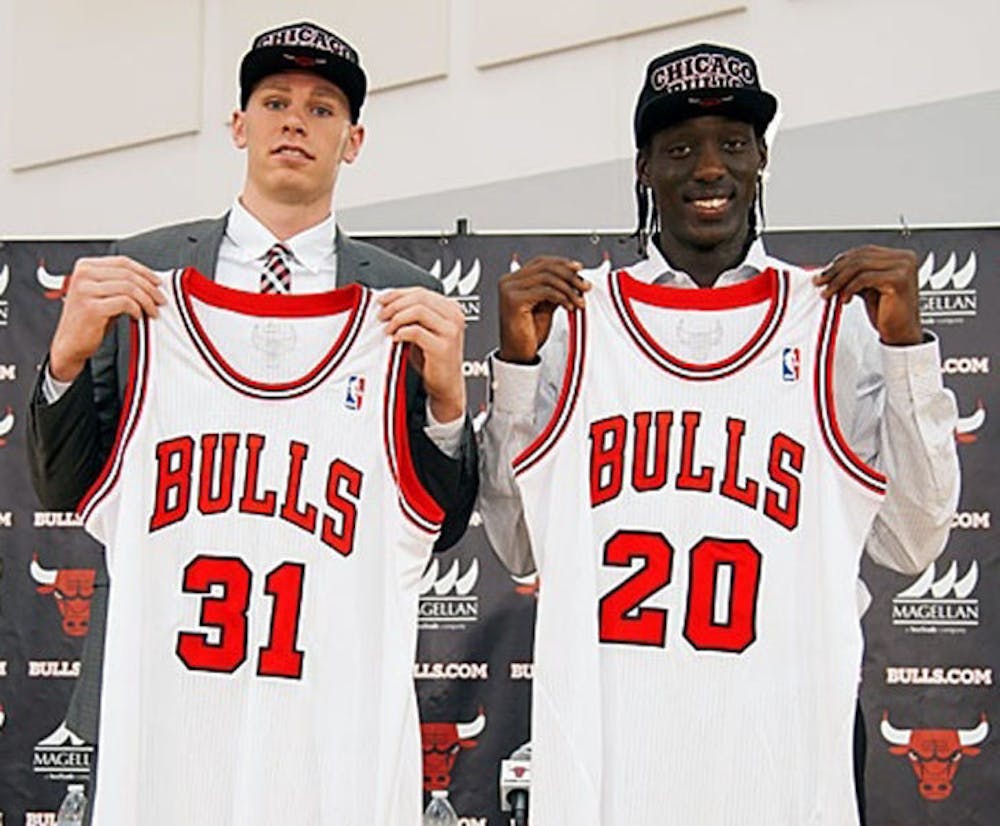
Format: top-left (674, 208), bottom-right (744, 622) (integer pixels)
top-left (478, 237), bottom-right (961, 576)
top-left (45, 199), bottom-right (464, 456)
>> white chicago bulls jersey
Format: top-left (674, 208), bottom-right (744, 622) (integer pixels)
top-left (515, 264), bottom-right (886, 826)
top-left (79, 268), bottom-right (442, 826)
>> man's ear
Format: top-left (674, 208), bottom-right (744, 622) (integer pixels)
top-left (231, 110), bottom-right (247, 149)
top-left (757, 138), bottom-right (768, 171)
top-left (635, 149), bottom-right (649, 188)
top-left (341, 124), bottom-right (366, 165)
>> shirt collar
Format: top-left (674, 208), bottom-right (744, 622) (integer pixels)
top-left (225, 198), bottom-right (337, 272)
top-left (631, 236), bottom-right (768, 287)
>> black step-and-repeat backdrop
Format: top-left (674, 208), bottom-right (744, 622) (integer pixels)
top-left (0, 228), bottom-right (994, 825)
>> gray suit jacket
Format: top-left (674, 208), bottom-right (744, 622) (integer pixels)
top-left (26, 214), bottom-right (477, 752)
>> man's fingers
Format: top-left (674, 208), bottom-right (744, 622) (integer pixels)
top-left (88, 279), bottom-right (163, 317)
top-left (103, 295), bottom-right (147, 322)
top-left (391, 324), bottom-right (443, 353)
top-left (75, 256), bottom-right (162, 287)
top-left (382, 304), bottom-right (461, 339)
top-left (377, 288), bottom-right (463, 321)
top-left (507, 272), bottom-right (588, 309)
top-left (510, 283), bottom-right (581, 311)
top-left (73, 265), bottom-right (167, 306)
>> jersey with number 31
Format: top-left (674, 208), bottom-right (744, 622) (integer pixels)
top-left (514, 264), bottom-right (885, 826)
top-left (79, 268), bottom-right (441, 826)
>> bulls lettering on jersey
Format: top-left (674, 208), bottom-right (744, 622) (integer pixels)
top-left (78, 268), bottom-right (441, 826)
top-left (514, 264), bottom-right (885, 826)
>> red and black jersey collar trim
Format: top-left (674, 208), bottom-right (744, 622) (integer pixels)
top-left (176, 267), bottom-right (369, 399)
top-left (610, 267), bottom-right (788, 381)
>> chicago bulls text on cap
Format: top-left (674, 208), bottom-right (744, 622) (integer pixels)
top-left (239, 21), bottom-right (368, 121)
top-left (633, 43), bottom-right (778, 146)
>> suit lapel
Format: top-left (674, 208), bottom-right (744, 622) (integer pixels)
top-left (188, 215), bottom-right (228, 279)
top-left (336, 227), bottom-right (383, 288)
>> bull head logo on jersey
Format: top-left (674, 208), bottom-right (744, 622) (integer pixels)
top-left (881, 711), bottom-right (989, 801)
top-left (420, 709), bottom-right (486, 791)
top-left (31, 554), bottom-right (96, 637)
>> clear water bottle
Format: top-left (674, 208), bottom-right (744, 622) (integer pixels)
top-left (423, 789), bottom-right (459, 826)
top-left (56, 784), bottom-right (87, 826)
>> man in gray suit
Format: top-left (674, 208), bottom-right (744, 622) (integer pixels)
top-left (26, 20), bottom-right (476, 809)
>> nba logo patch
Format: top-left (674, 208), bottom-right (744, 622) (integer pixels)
top-left (345, 375), bottom-right (365, 410)
top-left (781, 347), bottom-right (800, 382)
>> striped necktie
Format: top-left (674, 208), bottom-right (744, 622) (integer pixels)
top-left (260, 243), bottom-right (293, 293)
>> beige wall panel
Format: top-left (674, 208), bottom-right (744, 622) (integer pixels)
top-left (9, 0), bottom-right (203, 170)
top-left (219, 0), bottom-right (448, 95)
top-left (473, 0), bottom-right (745, 67)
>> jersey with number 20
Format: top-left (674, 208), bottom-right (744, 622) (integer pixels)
top-left (514, 263), bottom-right (886, 826)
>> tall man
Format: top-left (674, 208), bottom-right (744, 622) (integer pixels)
top-left (479, 44), bottom-right (959, 824)
top-left (26, 21), bottom-right (476, 821)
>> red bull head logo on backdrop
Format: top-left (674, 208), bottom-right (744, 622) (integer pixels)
top-left (881, 711), bottom-right (989, 801)
top-left (420, 710), bottom-right (486, 791)
top-left (31, 555), bottom-right (96, 637)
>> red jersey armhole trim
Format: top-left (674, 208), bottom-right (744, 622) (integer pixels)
top-left (512, 307), bottom-right (586, 475)
top-left (385, 344), bottom-right (445, 532)
top-left (77, 316), bottom-right (150, 519)
top-left (814, 299), bottom-right (888, 495)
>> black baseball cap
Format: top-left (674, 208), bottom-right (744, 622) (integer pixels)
top-left (239, 21), bottom-right (368, 122)
top-left (634, 43), bottom-right (777, 146)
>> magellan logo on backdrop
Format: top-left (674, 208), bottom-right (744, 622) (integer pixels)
top-left (918, 251), bottom-right (977, 325)
top-left (429, 259), bottom-right (481, 321)
top-left (942, 355), bottom-right (990, 375)
top-left (33, 720), bottom-right (93, 781)
top-left (0, 365), bottom-right (15, 380)
top-left (0, 660), bottom-right (7, 676)
top-left (892, 560), bottom-right (979, 633)
top-left (0, 512), bottom-right (11, 528)
top-left (418, 557), bottom-right (479, 630)
top-left (885, 666), bottom-right (993, 686)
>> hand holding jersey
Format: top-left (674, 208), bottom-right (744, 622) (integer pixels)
top-left (378, 286), bottom-right (468, 423)
top-left (48, 257), bottom-right (166, 382)
top-left (814, 245), bottom-right (924, 346)
top-left (497, 256), bottom-right (589, 364)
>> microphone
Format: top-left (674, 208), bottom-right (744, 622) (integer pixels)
top-left (499, 741), bottom-right (531, 825)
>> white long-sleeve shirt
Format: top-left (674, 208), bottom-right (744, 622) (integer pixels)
top-left (478, 238), bottom-right (961, 576)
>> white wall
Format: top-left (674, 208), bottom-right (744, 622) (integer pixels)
top-left (1, 0), bottom-right (997, 237)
